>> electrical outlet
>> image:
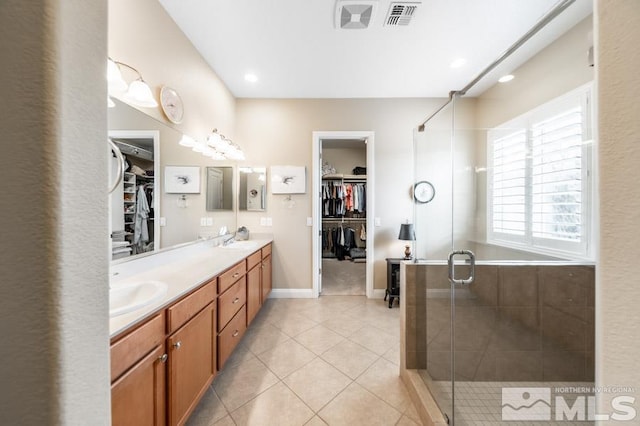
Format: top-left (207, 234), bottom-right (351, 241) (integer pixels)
top-left (375, 217), bottom-right (381, 227)
top-left (306, 217), bottom-right (313, 226)
top-left (159, 217), bottom-right (166, 227)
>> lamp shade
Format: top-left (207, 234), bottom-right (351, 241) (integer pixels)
top-left (123, 79), bottom-right (158, 108)
top-left (398, 223), bottom-right (416, 241)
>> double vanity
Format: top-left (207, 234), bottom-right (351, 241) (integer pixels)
top-left (109, 237), bottom-right (273, 425)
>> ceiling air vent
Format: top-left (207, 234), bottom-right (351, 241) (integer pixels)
top-left (385, 2), bottom-right (420, 26)
top-left (335, 0), bottom-right (378, 29)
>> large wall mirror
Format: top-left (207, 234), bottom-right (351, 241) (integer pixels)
top-left (239, 167), bottom-right (267, 211)
top-left (109, 98), bottom-right (237, 261)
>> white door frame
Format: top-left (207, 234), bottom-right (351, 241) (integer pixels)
top-left (312, 131), bottom-right (375, 298)
top-left (108, 130), bottom-right (161, 252)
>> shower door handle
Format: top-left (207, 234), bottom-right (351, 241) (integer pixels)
top-left (448, 250), bottom-right (475, 285)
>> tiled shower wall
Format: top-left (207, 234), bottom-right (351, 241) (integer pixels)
top-left (403, 263), bottom-right (595, 382)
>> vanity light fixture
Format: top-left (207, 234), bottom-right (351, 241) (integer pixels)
top-left (192, 141), bottom-right (206, 153)
top-left (178, 134), bottom-right (196, 147)
top-left (107, 58), bottom-right (127, 92)
top-left (107, 57), bottom-right (158, 108)
top-left (207, 129), bottom-right (224, 149)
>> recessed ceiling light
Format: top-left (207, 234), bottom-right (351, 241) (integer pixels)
top-left (244, 73), bottom-right (258, 83)
top-left (450, 58), bottom-right (466, 69)
top-left (498, 74), bottom-right (514, 83)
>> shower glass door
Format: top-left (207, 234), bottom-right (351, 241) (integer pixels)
top-left (412, 99), bottom-right (456, 422)
top-left (416, 82), bottom-right (596, 424)
top-left (413, 93), bottom-right (485, 424)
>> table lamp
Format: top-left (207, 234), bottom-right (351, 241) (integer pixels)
top-left (398, 223), bottom-right (416, 260)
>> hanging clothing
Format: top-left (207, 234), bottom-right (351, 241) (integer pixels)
top-left (134, 185), bottom-right (150, 245)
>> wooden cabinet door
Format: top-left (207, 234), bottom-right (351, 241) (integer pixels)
top-left (167, 302), bottom-right (216, 426)
top-left (246, 265), bottom-right (261, 325)
top-left (261, 254), bottom-right (272, 303)
top-left (111, 344), bottom-right (166, 426)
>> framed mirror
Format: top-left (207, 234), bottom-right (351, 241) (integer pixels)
top-left (206, 166), bottom-right (234, 211)
top-left (239, 167), bottom-right (267, 211)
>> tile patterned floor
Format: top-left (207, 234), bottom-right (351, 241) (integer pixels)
top-left (187, 296), bottom-right (421, 426)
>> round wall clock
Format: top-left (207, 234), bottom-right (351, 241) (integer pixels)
top-left (160, 86), bottom-right (184, 124)
top-left (413, 181), bottom-right (435, 204)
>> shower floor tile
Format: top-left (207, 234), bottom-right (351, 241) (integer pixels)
top-left (423, 378), bottom-right (596, 425)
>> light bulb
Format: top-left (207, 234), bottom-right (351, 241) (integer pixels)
top-left (107, 59), bottom-right (127, 93)
top-left (124, 80), bottom-right (158, 107)
top-left (179, 135), bottom-right (196, 147)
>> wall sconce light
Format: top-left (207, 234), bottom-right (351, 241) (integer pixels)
top-left (177, 128), bottom-right (246, 162)
top-left (398, 223), bottom-right (416, 260)
top-left (107, 58), bottom-right (158, 108)
top-left (205, 129), bottom-right (245, 161)
top-left (178, 134), bottom-right (196, 147)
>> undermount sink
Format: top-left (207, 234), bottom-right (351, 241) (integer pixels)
top-left (110, 280), bottom-right (168, 317)
top-left (220, 240), bottom-right (259, 250)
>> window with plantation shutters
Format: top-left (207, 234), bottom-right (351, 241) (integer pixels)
top-left (487, 84), bottom-right (593, 259)
top-left (491, 129), bottom-right (527, 237)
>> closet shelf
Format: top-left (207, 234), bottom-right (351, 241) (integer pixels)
top-left (322, 174), bottom-right (366, 181)
top-left (322, 217), bottom-right (366, 221)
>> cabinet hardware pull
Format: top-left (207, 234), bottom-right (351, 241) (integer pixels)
top-left (173, 341), bottom-right (182, 349)
top-left (232, 330), bottom-right (239, 337)
top-left (159, 354), bottom-right (168, 363)
top-left (232, 272), bottom-right (240, 278)
top-left (232, 297), bottom-right (240, 304)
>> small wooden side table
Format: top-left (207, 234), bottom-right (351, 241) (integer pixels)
top-left (385, 258), bottom-right (404, 308)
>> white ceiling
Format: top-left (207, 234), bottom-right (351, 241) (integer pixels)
top-left (158, 0), bottom-right (592, 99)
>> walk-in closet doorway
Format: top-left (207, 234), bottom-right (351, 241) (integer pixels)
top-left (312, 131), bottom-right (375, 298)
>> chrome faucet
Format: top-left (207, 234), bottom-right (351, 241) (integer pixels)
top-left (222, 233), bottom-right (235, 246)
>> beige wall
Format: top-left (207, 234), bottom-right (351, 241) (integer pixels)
top-left (596, 0), bottom-right (640, 418)
top-left (108, 0), bottom-right (238, 246)
top-left (0, 0), bottom-right (110, 423)
top-left (236, 98), bottom-right (452, 291)
top-left (109, 0), bottom-right (236, 142)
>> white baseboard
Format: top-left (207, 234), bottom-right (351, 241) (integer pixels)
top-left (268, 289), bottom-right (316, 299)
top-left (268, 288), bottom-right (385, 299)
top-left (372, 289), bottom-right (386, 299)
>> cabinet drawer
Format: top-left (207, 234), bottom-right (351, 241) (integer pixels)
top-left (218, 306), bottom-right (247, 370)
top-left (261, 243), bottom-right (272, 258)
top-left (218, 276), bottom-right (247, 332)
top-left (247, 251), bottom-right (262, 270)
top-left (111, 313), bottom-right (165, 383)
top-left (167, 280), bottom-right (216, 334)
top-left (218, 261), bottom-right (246, 294)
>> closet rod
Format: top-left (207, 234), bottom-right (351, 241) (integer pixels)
top-left (417, 0), bottom-right (576, 131)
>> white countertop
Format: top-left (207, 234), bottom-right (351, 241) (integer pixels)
top-left (109, 237), bottom-right (273, 338)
